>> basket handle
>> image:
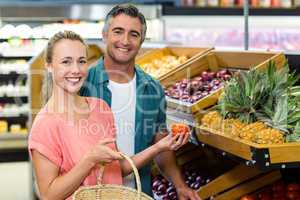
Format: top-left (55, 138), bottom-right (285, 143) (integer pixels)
top-left (97, 153), bottom-right (142, 200)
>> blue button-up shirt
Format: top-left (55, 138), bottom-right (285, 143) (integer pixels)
top-left (80, 58), bottom-right (167, 196)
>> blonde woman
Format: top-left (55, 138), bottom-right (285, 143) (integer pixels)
top-left (29, 30), bottom-right (185, 200)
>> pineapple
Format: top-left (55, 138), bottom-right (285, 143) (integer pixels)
top-left (218, 65), bottom-right (268, 124)
top-left (285, 88), bottom-right (300, 142)
top-left (201, 111), bottom-right (223, 131)
top-left (201, 62), bottom-right (299, 144)
top-left (221, 119), bottom-right (245, 137)
top-left (218, 61), bottom-right (300, 143)
top-left (256, 96), bottom-right (289, 134)
top-left (286, 122), bottom-right (300, 142)
top-left (254, 128), bottom-right (284, 144)
top-left (239, 122), bottom-right (267, 142)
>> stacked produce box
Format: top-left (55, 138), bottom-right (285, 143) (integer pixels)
top-left (136, 47), bottom-right (212, 80)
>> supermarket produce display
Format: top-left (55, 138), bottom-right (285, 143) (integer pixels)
top-left (144, 48), bottom-right (299, 199)
top-left (0, 2), bottom-right (300, 199)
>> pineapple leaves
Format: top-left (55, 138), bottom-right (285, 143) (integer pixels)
top-left (219, 60), bottom-right (300, 138)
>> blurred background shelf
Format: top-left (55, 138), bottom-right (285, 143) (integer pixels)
top-left (0, 133), bottom-right (27, 140)
top-left (0, 96), bottom-right (28, 103)
top-left (163, 6), bottom-right (300, 16)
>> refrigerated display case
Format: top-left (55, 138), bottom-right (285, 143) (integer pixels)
top-left (162, 7), bottom-right (300, 52)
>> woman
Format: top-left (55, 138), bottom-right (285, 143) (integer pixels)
top-left (29, 31), bottom-right (187, 200)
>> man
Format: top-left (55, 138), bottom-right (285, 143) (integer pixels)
top-left (80, 4), bottom-right (201, 200)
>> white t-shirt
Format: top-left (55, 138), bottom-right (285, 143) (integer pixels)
top-left (108, 74), bottom-right (136, 188)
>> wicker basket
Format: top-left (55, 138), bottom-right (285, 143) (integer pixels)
top-left (73, 153), bottom-right (154, 200)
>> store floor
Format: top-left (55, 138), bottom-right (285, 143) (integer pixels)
top-left (0, 162), bottom-right (33, 200)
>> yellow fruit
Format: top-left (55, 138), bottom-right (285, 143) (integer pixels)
top-left (201, 111), bottom-right (222, 130)
top-left (254, 128), bottom-right (284, 144)
top-left (221, 119), bottom-right (245, 137)
top-left (140, 55), bottom-right (188, 78)
top-left (239, 122), bottom-right (267, 142)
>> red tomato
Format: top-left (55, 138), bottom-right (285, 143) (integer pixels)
top-left (286, 191), bottom-right (300, 200)
top-left (171, 123), bottom-right (190, 136)
top-left (287, 184), bottom-right (300, 192)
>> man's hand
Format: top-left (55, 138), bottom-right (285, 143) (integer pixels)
top-left (154, 131), bottom-right (190, 152)
top-left (176, 185), bottom-right (202, 200)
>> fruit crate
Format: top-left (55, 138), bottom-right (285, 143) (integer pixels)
top-left (196, 126), bottom-right (300, 170)
top-left (135, 46), bottom-right (212, 80)
top-left (160, 50), bottom-right (286, 114)
top-left (198, 164), bottom-right (281, 200)
top-left (239, 179), bottom-right (300, 200)
top-left (152, 141), bottom-right (282, 200)
top-left (152, 142), bottom-right (242, 200)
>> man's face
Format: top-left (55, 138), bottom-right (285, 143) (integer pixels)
top-left (103, 13), bottom-right (143, 65)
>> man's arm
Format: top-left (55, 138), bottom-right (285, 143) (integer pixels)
top-left (153, 84), bottom-right (201, 200)
top-left (154, 133), bottom-right (201, 200)
top-left (154, 132), bottom-right (186, 188)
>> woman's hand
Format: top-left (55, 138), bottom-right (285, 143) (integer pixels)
top-left (155, 132), bottom-right (190, 152)
top-left (83, 138), bottom-right (123, 166)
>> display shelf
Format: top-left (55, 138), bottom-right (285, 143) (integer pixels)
top-left (0, 147), bottom-right (29, 162)
top-left (0, 116), bottom-right (29, 129)
top-left (0, 115), bottom-right (29, 118)
top-left (0, 96), bottom-right (28, 104)
top-left (209, 170), bottom-right (281, 200)
top-left (197, 164), bottom-right (281, 200)
top-left (196, 126), bottom-right (300, 170)
top-left (0, 73), bottom-right (27, 82)
top-left (163, 5), bottom-right (300, 16)
top-left (0, 132), bottom-right (28, 153)
top-left (0, 133), bottom-right (27, 140)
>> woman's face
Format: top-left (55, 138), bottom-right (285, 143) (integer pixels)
top-left (49, 39), bottom-right (88, 94)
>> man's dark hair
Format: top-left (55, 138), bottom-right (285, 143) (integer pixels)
top-left (103, 4), bottom-right (147, 42)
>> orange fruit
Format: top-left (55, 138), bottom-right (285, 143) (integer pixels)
top-left (171, 123), bottom-right (190, 136)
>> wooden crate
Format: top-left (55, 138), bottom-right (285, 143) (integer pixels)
top-left (135, 46), bottom-right (212, 80)
top-left (196, 126), bottom-right (300, 169)
top-left (212, 170), bottom-right (281, 200)
top-left (160, 50), bottom-right (286, 114)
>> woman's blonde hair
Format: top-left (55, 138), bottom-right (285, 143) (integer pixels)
top-left (42, 31), bottom-right (87, 104)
